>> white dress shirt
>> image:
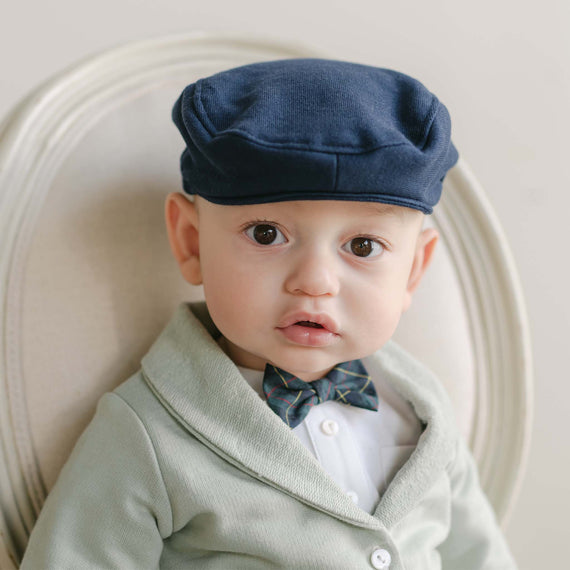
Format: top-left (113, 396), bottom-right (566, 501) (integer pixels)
top-left (237, 355), bottom-right (423, 514)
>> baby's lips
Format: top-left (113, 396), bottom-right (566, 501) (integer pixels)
top-left (277, 312), bottom-right (339, 335)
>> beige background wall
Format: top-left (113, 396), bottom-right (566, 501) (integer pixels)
top-left (2, 1), bottom-right (567, 567)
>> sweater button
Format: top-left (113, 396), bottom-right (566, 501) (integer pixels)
top-left (370, 548), bottom-right (391, 569)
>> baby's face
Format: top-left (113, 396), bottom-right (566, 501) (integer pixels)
top-left (182, 197), bottom-right (432, 381)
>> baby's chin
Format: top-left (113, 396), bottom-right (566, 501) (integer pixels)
top-left (219, 334), bottom-right (381, 381)
top-left (264, 353), bottom-right (364, 382)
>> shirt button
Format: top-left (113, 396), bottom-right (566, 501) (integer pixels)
top-left (320, 419), bottom-right (339, 435)
top-left (370, 548), bottom-right (391, 569)
top-left (346, 491), bottom-right (359, 504)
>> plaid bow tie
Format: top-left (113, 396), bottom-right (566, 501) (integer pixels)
top-left (262, 360), bottom-right (378, 429)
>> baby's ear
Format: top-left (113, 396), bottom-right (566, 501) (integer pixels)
top-left (402, 227), bottom-right (439, 312)
top-left (165, 193), bottom-right (202, 285)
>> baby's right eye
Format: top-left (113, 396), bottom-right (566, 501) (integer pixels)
top-left (244, 224), bottom-right (287, 246)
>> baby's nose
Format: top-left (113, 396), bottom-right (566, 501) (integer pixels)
top-left (284, 251), bottom-right (340, 297)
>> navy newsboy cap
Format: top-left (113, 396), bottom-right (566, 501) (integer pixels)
top-left (172, 58), bottom-right (458, 214)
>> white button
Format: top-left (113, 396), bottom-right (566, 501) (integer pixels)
top-left (370, 548), bottom-right (391, 569)
top-left (320, 419), bottom-right (339, 435)
top-left (346, 490), bottom-right (359, 503)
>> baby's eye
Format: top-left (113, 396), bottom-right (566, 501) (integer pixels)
top-left (342, 237), bottom-right (384, 258)
top-left (245, 224), bottom-right (287, 246)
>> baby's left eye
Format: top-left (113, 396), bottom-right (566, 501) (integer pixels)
top-left (342, 237), bottom-right (384, 258)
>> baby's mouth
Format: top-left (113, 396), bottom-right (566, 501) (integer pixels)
top-left (276, 313), bottom-right (340, 347)
top-left (276, 312), bottom-right (339, 336)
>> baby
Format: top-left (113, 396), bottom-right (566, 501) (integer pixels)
top-left (21, 59), bottom-right (517, 569)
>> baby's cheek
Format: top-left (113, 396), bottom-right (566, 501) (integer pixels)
top-left (362, 300), bottom-right (403, 340)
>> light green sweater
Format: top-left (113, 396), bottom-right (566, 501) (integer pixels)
top-left (21, 303), bottom-right (517, 569)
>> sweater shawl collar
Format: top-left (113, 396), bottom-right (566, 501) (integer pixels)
top-left (140, 303), bottom-right (455, 530)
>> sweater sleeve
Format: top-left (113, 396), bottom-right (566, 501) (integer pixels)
top-left (20, 392), bottom-right (173, 570)
top-left (438, 436), bottom-right (518, 570)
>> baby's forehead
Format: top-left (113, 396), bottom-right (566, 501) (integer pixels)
top-left (256, 199), bottom-right (418, 218)
top-left (198, 196), bottom-right (423, 225)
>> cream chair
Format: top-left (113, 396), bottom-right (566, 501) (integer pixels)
top-left (0, 33), bottom-right (532, 568)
